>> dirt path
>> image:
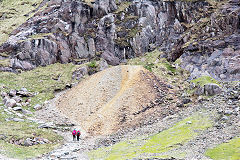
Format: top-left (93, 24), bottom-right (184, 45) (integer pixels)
top-left (34, 91), bottom-right (97, 160)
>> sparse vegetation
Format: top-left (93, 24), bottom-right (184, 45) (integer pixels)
top-left (0, 63), bottom-right (84, 159)
top-left (0, 0), bottom-right (43, 45)
top-left (0, 63), bottom-right (81, 108)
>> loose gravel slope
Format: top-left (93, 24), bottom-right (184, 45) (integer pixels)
top-left (56, 65), bottom-right (169, 136)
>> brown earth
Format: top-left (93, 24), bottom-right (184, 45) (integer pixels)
top-left (56, 65), bottom-right (171, 136)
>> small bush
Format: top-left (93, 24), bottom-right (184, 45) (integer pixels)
top-left (88, 60), bottom-right (97, 68)
top-left (144, 63), bottom-right (154, 72)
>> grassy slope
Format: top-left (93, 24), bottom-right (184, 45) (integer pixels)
top-left (205, 137), bottom-right (240, 160)
top-left (0, 63), bottom-right (83, 159)
top-left (88, 111), bottom-right (213, 159)
top-left (0, 0), bottom-right (43, 45)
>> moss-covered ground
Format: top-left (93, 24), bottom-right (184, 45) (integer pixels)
top-left (88, 111), bottom-right (213, 159)
top-left (0, 63), bottom-right (84, 159)
top-left (191, 75), bottom-right (220, 87)
top-left (0, 0), bottom-right (43, 45)
top-left (205, 137), bottom-right (240, 160)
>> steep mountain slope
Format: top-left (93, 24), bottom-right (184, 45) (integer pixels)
top-left (0, 0), bottom-right (239, 159)
top-left (0, 0), bottom-right (239, 81)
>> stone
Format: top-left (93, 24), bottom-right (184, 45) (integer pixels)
top-left (182, 98), bottom-right (191, 104)
top-left (101, 51), bottom-right (120, 66)
top-left (204, 83), bottom-right (222, 96)
top-left (224, 110), bottom-right (233, 115)
top-left (221, 115), bottom-right (229, 121)
top-left (34, 104), bottom-right (42, 110)
top-left (176, 102), bottom-right (184, 108)
top-left (5, 99), bottom-right (17, 108)
top-left (9, 89), bottom-right (17, 97)
top-left (1, 91), bottom-right (7, 98)
top-left (194, 86), bottom-right (204, 96)
top-left (0, 134), bottom-right (7, 140)
top-left (24, 138), bottom-right (33, 146)
top-left (12, 107), bottom-right (22, 111)
top-left (20, 88), bottom-right (28, 92)
top-left (3, 97), bottom-right (9, 105)
top-left (12, 96), bottom-right (22, 103)
top-left (16, 113), bottom-right (24, 118)
top-left (12, 118), bottom-right (24, 122)
top-left (234, 107), bottom-right (239, 112)
top-left (38, 122), bottom-right (55, 129)
top-left (99, 59), bottom-right (109, 71)
top-left (186, 121), bottom-right (192, 124)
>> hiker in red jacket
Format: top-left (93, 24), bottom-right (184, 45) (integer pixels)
top-left (77, 130), bottom-right (81, 141)
top-left (72, 129), bottom-right (76, 141)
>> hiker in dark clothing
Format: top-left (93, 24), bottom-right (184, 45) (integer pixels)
top-left (77, 130), bottom-right (81, 141)
top-left (72, 129), bottom-right (76, 141)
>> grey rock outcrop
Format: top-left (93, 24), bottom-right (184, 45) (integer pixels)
top-left (0, 0), bottom-right (238, 81)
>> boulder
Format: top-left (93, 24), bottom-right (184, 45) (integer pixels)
top-left (204, 83), bottom-right (222, 96)
top-left (34, 104), bottom-right (42, 110)
top-left (5, 99), bottom-right (17, 108)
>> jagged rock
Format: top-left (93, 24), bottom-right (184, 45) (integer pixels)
top-left (5, 99), bottom-right (17, 108)
top-left (34, 104), bottom-right (42, 110)
top-left (182, 98), bottom-right (191, 104)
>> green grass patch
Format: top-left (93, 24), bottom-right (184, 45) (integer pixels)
top-left (0, 0), bottom-right (43, 45)
top-left (88, 60), bottom-right (97, 68)
top-left (0, 63), bottom-right (80, 108)
top-left (88, 111), bottom-right (213, 159)
top-left (191, 76), bottom-right (220, 87)
top-left (0, 121), bottom-right (63, 159)
top-left (163, 62), bottom-right (176, 73)
top-left (205, 137), bottom-right (240, 160)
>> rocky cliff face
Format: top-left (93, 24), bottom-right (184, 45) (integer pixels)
top-left (0, 0), bottom-right (239, 81)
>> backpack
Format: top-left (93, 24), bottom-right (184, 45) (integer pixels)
top-left (72, 130), bottom-right (76, 135)
top-left (77, 130), bottom-right (81, 136)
